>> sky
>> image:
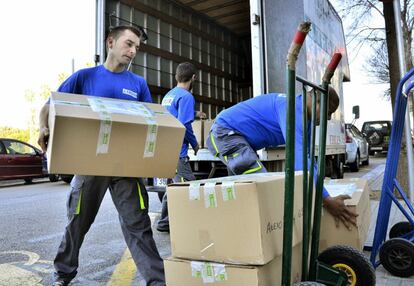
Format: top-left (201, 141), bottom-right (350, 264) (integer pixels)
top-left (0, 0), bottom-right (95, 129)
top-left (330, 0), bottom-right (393, 129)
top-left (0, 0), bottom-right (393, 131)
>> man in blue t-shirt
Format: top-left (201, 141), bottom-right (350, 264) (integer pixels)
top-left (38, 26), bottom-right (165, 286)
top-left (156, 62), bottom-right (205, 233)
top-left (206, 88), bottom-right (358, 230)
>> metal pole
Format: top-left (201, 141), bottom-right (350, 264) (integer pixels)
top-left (95, 0), bottom-right (105, 66)
top-left (393, 0), bottom-right (414, 202)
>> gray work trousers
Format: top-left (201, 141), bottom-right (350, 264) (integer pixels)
top-left (157, 157), bottom-right (196, 229)
top-left (206, 123), bottom-right (267, 175)
top-left (53, 175), bottom-right (165, 286)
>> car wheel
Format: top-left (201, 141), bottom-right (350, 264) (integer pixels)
top-left (61, 175), bottom-right (74, 184)
top-left (350, 153), bottom-right (360, 172)
top-left (49, 174), bottom-right (59, 182)
top-left (24, 178), bottom-right (33, 184)
top-left (362, 153), bottom-right (369, 166)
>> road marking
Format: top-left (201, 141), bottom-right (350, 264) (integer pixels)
top-left (0, 250), bottom-right (53, 285)
top-left (107, 249), bottom-right (136, 286)
top-left (107, 213), bottom-right (159, 286)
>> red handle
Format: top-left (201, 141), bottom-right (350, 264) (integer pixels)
top-left (293, 30), bottom-right (307, 45)
top-left (322, 53), bottom-right (343, 83)
top-left (327, 53), bottom-right (342, 73)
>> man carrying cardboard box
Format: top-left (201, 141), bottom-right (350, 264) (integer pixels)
top-left (206, 88), bottom-right (358, 230)
top-left (38, 26), bottom-right (165, 286)
top-left (157, 62), bottom-right (206, 233)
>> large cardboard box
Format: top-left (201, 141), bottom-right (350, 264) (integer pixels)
top-left (192, 119), bottom-right (214, 148)
top-left (164, 243), bottom-right (302, 286)
top-left (319, 178), bottom-right (371, 251)
top-left (47, 92), bottom-right (185, 178)
top-left (168, 172), bottom-right (304, 265)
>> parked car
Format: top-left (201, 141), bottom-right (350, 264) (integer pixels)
top-left (0, 138), bottom-right (48, 183)
top-left (361, 120), bottom-right (392, 155)
top-left (345, 124), bottom-right (370, 172)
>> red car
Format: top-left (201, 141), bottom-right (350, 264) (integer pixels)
top-left (0, 138), bottom-right (48, 183)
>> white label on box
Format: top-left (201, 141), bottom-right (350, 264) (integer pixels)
top-left (189, 182), bottom-right (201, 200)
top-left (190, 261), bottom-right (227, 283)
top-left (191, 261), bottom-right (204, 279)
top-left (204, 182), bottom-right (217, 208)
top-left (88, 97), bottom-right (155, 117)
top-left (96, 112), bottom-right (112, 154)
top-left (221, 181), bottom-right (236, 201)
top-left (212, 264), bottom-right (227, 281)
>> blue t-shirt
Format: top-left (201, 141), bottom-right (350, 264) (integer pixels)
top-left (215, 93), bottom-right (329, 198)
top-left (50, 65), bottom-right (152, 103)
top-left (162, 87), bottom-right (197, 157)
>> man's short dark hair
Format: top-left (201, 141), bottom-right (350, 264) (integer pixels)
top-left (309, 86), bottom-right (339, 114)
top-left (175, 62), bottom-right (196, 83)
top-left (106, 25), bottom-right (146, 42)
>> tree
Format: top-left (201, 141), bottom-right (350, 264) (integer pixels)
top-left (0, 126), bottom-right (29, 142)
top-left (336, 0), bottom-right (413, 193)
top-left (335, 0), bottom-right (414, 111)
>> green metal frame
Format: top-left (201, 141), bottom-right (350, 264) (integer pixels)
top-left (282, 22), bottom-right (345, 286)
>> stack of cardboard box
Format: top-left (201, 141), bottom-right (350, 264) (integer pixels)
top-left (192, 119), bottom-right (215, 148)
top-left (164, 172), bottom-right (304, 285)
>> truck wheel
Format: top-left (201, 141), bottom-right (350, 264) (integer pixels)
top-left (331, 156), bottom-right (344, 179)
top-left (318, 245), bottom-right (375, 286)
top-left (389, 222), bottom-right (414, 239)
top-left (349, 153), bottom-right (360, 172)
top-left (379, 238), bottom-right (414, 277)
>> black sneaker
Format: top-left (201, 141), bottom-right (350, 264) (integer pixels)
top-left (156, 225), bottom-right (170, 233)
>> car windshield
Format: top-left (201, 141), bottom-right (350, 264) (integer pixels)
top-left (363, 123), bottom-right (389, 132)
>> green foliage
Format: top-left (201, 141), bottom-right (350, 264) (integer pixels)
top-left (0, 126), bottom-right (30, 143)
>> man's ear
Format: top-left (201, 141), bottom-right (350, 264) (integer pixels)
top-left (192, 74), bottom-right (196, 81)
top-left (107, 36), bottom-right (114, 49)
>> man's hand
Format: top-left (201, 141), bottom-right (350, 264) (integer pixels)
top-left (195, 111), bottom-right (207, 119)
top-left (38, 127), bottom-right (50, 152)
top-left (323, 195), bottom-right (358, 230)
top-left (193, 144), bottom-right (200, 156)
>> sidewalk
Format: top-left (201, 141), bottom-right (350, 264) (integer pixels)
top-left (363, 163), bottom-right (414, 285)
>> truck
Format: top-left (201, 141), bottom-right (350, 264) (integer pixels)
top-left (94, 0), bottom-right (349, 189)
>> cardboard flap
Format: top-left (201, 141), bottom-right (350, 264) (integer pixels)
top-left (324, 178), bottom-right (368, 206)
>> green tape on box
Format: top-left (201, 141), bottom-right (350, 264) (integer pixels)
top-left (204, 182), bottom-right (217, 208)
top-left (96, 111), bottom-right (112, 154)
top-left (143, 117), bottom-right (158, 158)
top-left (221, 181), bottom-right (236, 201)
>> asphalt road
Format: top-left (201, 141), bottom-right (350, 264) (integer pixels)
top-left (0, 154), bottom-right (387, 286)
